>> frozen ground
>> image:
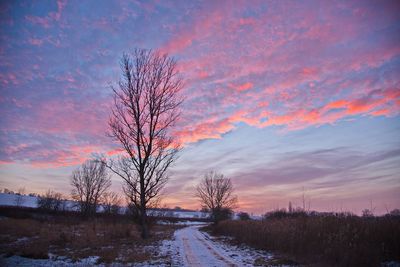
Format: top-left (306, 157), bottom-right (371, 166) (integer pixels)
top-left (0, 193), bottom-right (208, 218)
top-left (0, 193), bottom-right (38, 208)
top-left (157, 220), bottom-right (208, 226)
top-left (0, 255), bottom-right (100, 267)
top-left (1, 224), bottom-right (273, 267)
top-left (159, 225), bottom-right (272, 267)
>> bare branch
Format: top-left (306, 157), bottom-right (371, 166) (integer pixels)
top-left (105, 49), bottom-right (183, 238)
top-left (196, 171), bottom-right (238, 223)
top-left (70, 159), bottom-right (111, 216)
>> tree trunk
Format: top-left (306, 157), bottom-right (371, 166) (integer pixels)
top-left (140, 173), bottom-right (148, 239)
top-left (140, 206), bottom-right (148, 239)
top-left (140, 198), bottom-right (148, 239)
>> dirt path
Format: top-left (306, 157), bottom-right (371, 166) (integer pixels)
top-left (175, 225), bottom-right (237, 267)
top-left (162, 225), bottom-right (270, 267)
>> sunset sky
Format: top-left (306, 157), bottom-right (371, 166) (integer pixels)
top-left (0, 0), bottom-right (399, 215)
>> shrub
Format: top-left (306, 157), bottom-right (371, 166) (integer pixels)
top-left (237, 212), bottom-right (251, 220)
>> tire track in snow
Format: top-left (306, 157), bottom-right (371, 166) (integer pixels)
top-left (174, 225), bottom-right (238, 267)
top-left (195, 232), bottom-right (238, 267)
top-left (182, 236), bottom-right (202, 266)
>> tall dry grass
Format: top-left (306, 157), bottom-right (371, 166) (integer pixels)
top-left (211, 214), bottom-right (400, 266)
top-left (0, 216), bottom-right (178, 264)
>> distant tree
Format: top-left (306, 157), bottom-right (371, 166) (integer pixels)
top-left (150, 204), bottom-right (173, 217)
top-left (362, 209), bottom-right (374, 218)
top-left (70, 160), bottom-right (111, 216)
top-left (288, 201), bottom-right (293, 213)
top-left (389, 209), bottom-right (400, 217)
top-left (101, 191), bottom-right (122, 215)
top-left (200, 207), bottom-right (209, 213)
top-left (196, 171), bottom-right (237, 224)
top-left (237, 211), bottom-right (251, 220)
top-left (37, 190), bottom-right (63, 212)
top-left (125, 201), bottom-right (140, 219)
top-left (264, 208), bottom-right (288, 219)
top-left (101, 49), bottom-right (183, 239)
top-left (14, 187), bottom-right (25, 207)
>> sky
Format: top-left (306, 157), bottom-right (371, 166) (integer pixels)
top-left (0, 0), bottom-right (399, 215)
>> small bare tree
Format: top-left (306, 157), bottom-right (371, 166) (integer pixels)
top-left (14, 187), bottom-right (26, 207)
top-left (71, 160), bottom-right (111, 216)
top-left (37, 190), bottom-right (63, 212)
top-left (101, 191), bottom-right (122, 215)
top-left (102, 48), bottom-right (183, 239)
top-left (196, 171), bottom-right (238, 224)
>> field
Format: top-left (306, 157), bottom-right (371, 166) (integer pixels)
top-left (0, 208), bottom-right (182, 266)
top-left (1, 205), bottom-right (400, 266)
top-left (209, 213), bottom-right (400, 266)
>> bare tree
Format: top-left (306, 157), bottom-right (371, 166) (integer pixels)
top-left (37, 190), bottom-right (63, 212)
top-left (102, 49), bottom-right (183, 239)
top-left (196, 171), bottom-right (238, 224)
top-left (101, 191), bottom-right (122, 215)
top-left (71, 160), bottom-right (111, 216)
top-left (14, 187), bottom-right (26, 207)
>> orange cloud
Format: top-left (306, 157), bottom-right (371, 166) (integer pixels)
top-left (235, 82), bottom-right (253, 92)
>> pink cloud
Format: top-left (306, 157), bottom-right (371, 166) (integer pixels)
top-left (25, 16), bottom-right (51, 28)
top-left (30, 145), bottom-right (101, 168)
top-left (25, 0), bottom-right (67, 28)
top-left (28, 38), bottom-right (43, 46)
top-left (231, 82), bottom-right (253, 92)
top-left (4, 1), bottom-right (399, 168)
top-left (174, 85), bottom-right (400, 144)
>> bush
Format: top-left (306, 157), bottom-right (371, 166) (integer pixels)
top-left (237, 212), bottom-right (251, 220)
top-left (212, 207), bottom-right (233, 223)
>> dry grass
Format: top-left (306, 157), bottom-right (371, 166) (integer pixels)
top-left (209, 214), bottom-right (400, 266)
top-left (0, 216), bottom-right (179, 264)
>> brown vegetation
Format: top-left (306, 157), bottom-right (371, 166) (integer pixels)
top-left (209, 213), bottom-right (400, 266)
top-left (0, 214), bottom-right (179, 264)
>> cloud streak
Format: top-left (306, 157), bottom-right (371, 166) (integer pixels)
top-left (0, 0), bottom-right (399, 214)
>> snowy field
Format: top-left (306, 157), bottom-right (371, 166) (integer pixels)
top-left (0, 193), bottom-right (283, 266)
top-left (0, 223), bottom-right (275, 267)
top-left (0, 193), bottom-right (38, 208)
top-left (0, 193), bottom-right (208, 219)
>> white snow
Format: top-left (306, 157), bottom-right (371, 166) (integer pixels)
top-left (159, 225), bottom-right (272, 267)
top-left (0, 193), bottom-right (38, 208)
top-left (0, 255), bottom-right (100, 267)
top-left (0, 193), bottom-right (209, 219)
top-left (157, 220), bottom-right (208, 226)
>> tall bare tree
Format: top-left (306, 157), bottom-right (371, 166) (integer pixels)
top-left (71, 160), bottom-right (111, 216)
top-left (104, 48), bottom-right (183, 238)
top-left (196, 171), bottom-right (238, 223)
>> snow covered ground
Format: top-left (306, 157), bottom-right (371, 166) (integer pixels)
top-left (0, 193), bottom-right (38, 208)
top-left (157, 220), bottom-right (208, 226)
top-left (0, 255), bottom-right (100, 267)
top-left (159, 225), bottom-right (273, 267)
top-left (0, 193), bottom-right (208, 219)
top-left (0, 222), bottom-right (274, 266)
